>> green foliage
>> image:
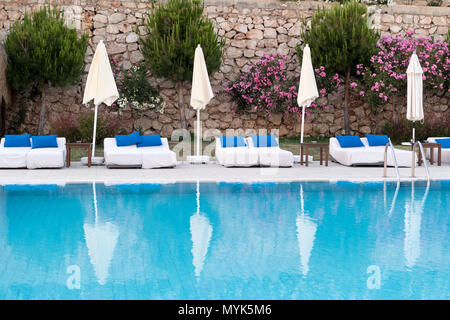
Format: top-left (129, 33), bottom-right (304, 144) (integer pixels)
top-left (426, 0), bottom-right (443, 6)
top-left (446, 29), bottom-right (450, 43)
top-left (297, 0), bottom-right (389, 4)
top-left (110, 61), bottom-right (165, 114)
top-left (6, 97), bottom-right (28, 134)
top-left (78, 111), bottom-right (128, 144)
top-left (297, 1), bottom-right (379, 134)
top-left (297, 1), bottom-right (379, 78)
top-left (5, 7), bottom-right (88, 93)
top-left (383, 118), bottom-right (450, 144)
top-left (50, 113), bottom-right (82, 142)
top-left (140, 0), bottom-right (225, 82)
top-left (51, 111), bottom-right (128, 144)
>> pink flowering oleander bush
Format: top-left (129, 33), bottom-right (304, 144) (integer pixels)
top-left (224, 53), bottom-right (293, 118)
top-left (356, 31), bottom-right (450, 113)
top-left (312, 67), bottom-right (343, 109)
top-left (224, 53), bottom-right (342, 121)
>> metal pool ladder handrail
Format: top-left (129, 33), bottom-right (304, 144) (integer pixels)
top-left (411, 141), bottom-right (430, 181)
top-left (383, 139), bottom-right (400, 182)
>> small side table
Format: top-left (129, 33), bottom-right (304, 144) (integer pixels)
top-left (66, 143), bottom-right (92, 168)
top-left (300, 142), bottom-right (329, 166)
top-left (417, 142), bottom-right (441, 166)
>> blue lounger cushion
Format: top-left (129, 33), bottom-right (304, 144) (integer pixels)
top-left (31, 135), bottom-right (58, 149)
top-left (4, 134), bottom-right (31, 147)
top-left (435, 138), bottom-right (450, 148)
top-left (336, 135), bottom-right (364, 148)
top-left (366, 134), bottom-right (389, 147)
top-left (137, 134), bottom-right (163, 147)
top-left (115, 131), bottom-right (142, 147)
top-left (251, 135), bottom-right (278, 147)
top-left (220, 136), bottom-right (247, 148)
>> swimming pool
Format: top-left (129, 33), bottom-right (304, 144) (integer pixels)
top-left (0, 181), bottom-right (448, 300)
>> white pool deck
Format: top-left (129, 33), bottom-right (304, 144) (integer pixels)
top-left (0, 160), bottom-right (448, 185)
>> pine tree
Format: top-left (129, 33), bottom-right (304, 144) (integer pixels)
top-left (140, 0), bottom-right (224, 129)
top-left (297, 1), bottom-right (379, 135)
top-left (5, 7), bottom-right (88, 135)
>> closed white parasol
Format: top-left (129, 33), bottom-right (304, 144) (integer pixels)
top-left (297, 44), bottom-right (319, 144)
top-left (187, 45), bottom-right (214, 164)
top-left (82, 40), bottom-right (119, 165)
top-left (406, 51), bottom-right (424, 143)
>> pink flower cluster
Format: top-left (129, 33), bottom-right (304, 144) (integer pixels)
top-left (357, 31), bottom-right (449, 108)
top-left (225, 53), bottom-right (297, 117)
top-left (225, 53), bottom-right (341, 119)
top-left (314, 68), bottom-right (342, 105)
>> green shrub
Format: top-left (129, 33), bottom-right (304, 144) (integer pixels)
top-left (78, 112), bottom-right (128, 144)
top-left (140, 0), bottom-right (225, 129)
top-left (51, 113), bottom-right (82, 142)
top-left (298, 0), bottom-right (379, 134)
top-left (426, 0), bottom-right (442, 6)
top-left (5, 7), bottom-right (88, 134)
top-left (110, 61), bottom-right (165, 114)
top-left (383, 117), bottom-right (450, 144)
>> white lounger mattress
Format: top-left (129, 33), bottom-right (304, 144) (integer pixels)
top-left (215, 138), bottom-right (259, 167)
top-left (104, 137), bottom-right (177, 168)
top-left (329, 137), bottom-right (413, 167)
top-left (26, 138), bottom-right (66, 169)
top-left (0, 137), bottom-right (66, 169)
top-left (104, 138), bottom-right (142, 167)
top-left (0, 138), bottom-right (29, 168)
top-left (246, 137), bottom-right (294, 167)
top-left (427, 137), bottom-right (450, 164)
top-left (140, 138), bottom-right (177, 169)
top-left (0, 149), bottom-right (29, 168)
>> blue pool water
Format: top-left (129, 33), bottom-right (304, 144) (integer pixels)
top-left (0, 181), bottom-right (448, 300)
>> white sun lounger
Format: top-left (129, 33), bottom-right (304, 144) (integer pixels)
top-left (246, 136), bottom-right (294, 167)
top-left (215, 137), bottom-right (259, 167)
top-left (329, 137), bottom-right (413, 167)
top-left (140, 138), bottom-right (177, 169)
top-left (26, 138), bottom-right (66, 169)
top-left (426, 137), bottom-right (450, 164)
top-left (0, 137), bottom-right (66, 169)
top-left (0, 138), bottom-right (30, 168)
top-left (104, 137), bottom-right (177, 168)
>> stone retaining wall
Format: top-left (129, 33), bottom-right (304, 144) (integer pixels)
top-left (0, 0), bottom-right (448, 138)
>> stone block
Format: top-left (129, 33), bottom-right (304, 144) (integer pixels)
top-left (126, 32), bottom-right (139, 43)
top-left (109, 13), bottom-right (126, 24)
top-left (246, 29), bottom-right (264, 40)
top-left (226, 47), bottom-right (243, 59)
top-left (93, 14), bottom-right (107, 24)
top-left (264, 28), bottom-right (277, 39)
top-left (234, 23), bottom-right (248, 33)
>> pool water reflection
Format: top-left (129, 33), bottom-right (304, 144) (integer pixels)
top-left (0, 181), bottom-right (448, 299)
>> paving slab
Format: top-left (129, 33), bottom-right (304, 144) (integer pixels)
top-left (0, 160), bottom-right (448, 185)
